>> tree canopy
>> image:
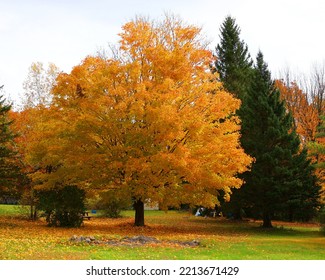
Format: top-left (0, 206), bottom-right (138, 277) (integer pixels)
top-left (24, 16), bottom-right (252, 226)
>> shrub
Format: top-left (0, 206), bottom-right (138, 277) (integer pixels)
top-left (37, 185), bottom-right (85, 227)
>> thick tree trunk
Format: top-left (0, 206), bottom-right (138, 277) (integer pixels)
top-left (134, 199), bottom-right (145, 227)
top-left (262, 211), bottom-right (273, 228)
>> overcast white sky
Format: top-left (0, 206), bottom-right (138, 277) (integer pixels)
top-left (1, 0), bottom-right (324, 105)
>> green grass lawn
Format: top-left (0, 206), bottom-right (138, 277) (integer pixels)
top-left (0, 204), bottom-right (324, 260)
top-left (0, 204), bottom-right (23, 216)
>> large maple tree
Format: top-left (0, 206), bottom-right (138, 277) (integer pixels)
top-left (26, 16), bottom-right (252, 226)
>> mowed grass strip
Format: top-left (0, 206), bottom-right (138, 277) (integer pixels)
top-left (0, 205), bottom-right (324, 260)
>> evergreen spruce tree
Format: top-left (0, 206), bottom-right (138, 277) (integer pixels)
top-left (215, 16), bottom-right (253, 219)
top-left (240, 52), bottom-right (319, 227)
top-left (215, 16), bottom-right (253, 99)
top-left (279, 148), bottom-right (321, 222)
top-left (215, 17), bottom-right (321, 224)
top-left (0, 91), bottom-right (21, 200)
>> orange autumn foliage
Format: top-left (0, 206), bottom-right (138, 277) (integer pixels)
top-left (275, 79), bottom-right (319, 143)
top-left (25, 16), bottom-right (252, 211)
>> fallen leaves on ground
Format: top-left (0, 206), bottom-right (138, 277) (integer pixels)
top-left (0, 211), bottom-right (323, 260)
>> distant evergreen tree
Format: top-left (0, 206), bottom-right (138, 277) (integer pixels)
top-left (239, 52), bottom-right (320, 227)
top-left (0, 91), bottom-right (21, 200)
top-left (215, 16), bottom-right (253, 99)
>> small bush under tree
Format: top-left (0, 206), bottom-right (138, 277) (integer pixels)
top-left (37, 185), bottom-right (85, 227)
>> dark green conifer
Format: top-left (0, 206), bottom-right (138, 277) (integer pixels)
top-left (215, 16), bottom-right (253, 219)
top-left (215, 17), bottom-right (321, 225)
top-left (240, 52), bottom-right (319, 227)
top-left (0, 90), bottom-right (21, 199)
top-left (279, 148), bottom-right (321, 222)
top-left (215, 16), bottom-right (253, 99)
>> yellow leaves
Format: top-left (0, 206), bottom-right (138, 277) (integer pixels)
top-left (118, 15), bottom-right (212, 85)
top-left (18, 15), bottom-right (253, 210)
top-left (119, 20), bottom-right (153, 53)
top-left (174, 26), bottom-right (200, 42)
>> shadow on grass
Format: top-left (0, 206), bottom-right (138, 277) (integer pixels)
top-left (190, 217), bottom-right (322, 238)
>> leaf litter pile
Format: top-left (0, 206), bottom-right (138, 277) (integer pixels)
top-left (69, 234), bottom-right (200, 247)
